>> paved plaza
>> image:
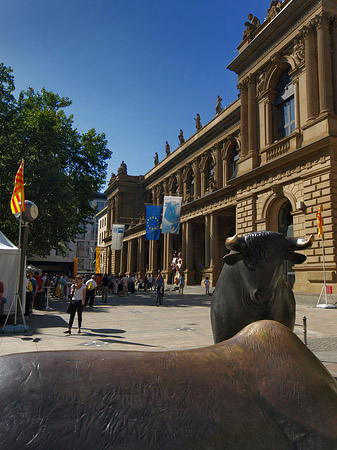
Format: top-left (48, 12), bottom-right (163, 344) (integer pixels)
top-left (1, 286), bottom-right (337, 378)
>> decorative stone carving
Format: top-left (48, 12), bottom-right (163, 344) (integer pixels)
top-left (178, 129), bottom-right (185, 145)
top-left (109, 172), bottom-right (116, 184)
top-left (199, 153), bottom-right (211, 173)
top-left (183, 187), bottom-right (192, 203)
top-left (154, 152), bottom-right (159, 166)
top-left (165, 141), bottom-right (170, 156)
top-left (208, 176), bottom-right (217, 192)
top-left (182, 166), bottom-right (192, 183)
top-left (292, 37), bottom-right (305, 67)
top-left (266, 1), bottom-right (283, 23)
top-left (256, 70), bottom-right (266, 95)
top-left (215, 95), bottom-right (223, 115)
top-left (242, 14), bottom-right (260, 40)
top-left (168, 176), bottom-right (176, 194)
top-left (117, 161), bottom-right (127, 175)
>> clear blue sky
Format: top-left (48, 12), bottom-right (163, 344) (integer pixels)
top-left (1, 0), bottom-right (271, 187)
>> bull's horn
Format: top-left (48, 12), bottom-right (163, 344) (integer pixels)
top-left (286, 235), bottom-right (314, 250)
top-left (225, 234), bottom-right (239, 250)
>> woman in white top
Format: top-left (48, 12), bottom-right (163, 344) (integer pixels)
top-left (64, 276), bottom-right (86, 335)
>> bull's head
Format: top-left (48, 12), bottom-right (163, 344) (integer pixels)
top-left (224, 231), bottom-right (313, 303)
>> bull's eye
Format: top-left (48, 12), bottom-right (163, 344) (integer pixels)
top-left (246, 259), bottom-right (255, 270)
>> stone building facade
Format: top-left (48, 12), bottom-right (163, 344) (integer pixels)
top-left (102, 0), bottom-right (337, 293)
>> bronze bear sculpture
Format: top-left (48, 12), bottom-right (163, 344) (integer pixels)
top-left (0, 320), bottom-right (336, 449)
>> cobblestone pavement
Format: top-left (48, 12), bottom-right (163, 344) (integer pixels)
top-left (1, 286), bottom-right (336, 377)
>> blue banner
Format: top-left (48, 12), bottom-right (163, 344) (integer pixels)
top-left (146, 205), bottom-right (162, 240)
top-left (162, 196), bottom-right (182, 234)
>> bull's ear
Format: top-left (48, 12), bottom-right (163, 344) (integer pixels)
top-left (224, 251), bottom-right (242, 265)
top-left (287, 252), bottom-right (306, 264)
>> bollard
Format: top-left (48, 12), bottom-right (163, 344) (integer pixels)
top-left (303, 315), bottom-right (307, 345)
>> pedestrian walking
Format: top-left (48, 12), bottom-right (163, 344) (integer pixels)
top-left (101, 274), bottom-right (109, 303)
top-left (85, 275), bottom-right (97, 307)
top-left (179, 274), bottom-right (185, 295)
top-left (64, 276), bottom-right (86, 335)
top-left (204, 276), bottom-right (210, 295)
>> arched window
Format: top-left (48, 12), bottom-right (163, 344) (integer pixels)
top-left (230, 145), bottom-right (239, 179)
top-left (275, 69), bottom-right (295, 139)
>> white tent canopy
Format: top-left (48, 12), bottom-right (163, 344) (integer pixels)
top-left (0, 231), bottom-right (19, 313)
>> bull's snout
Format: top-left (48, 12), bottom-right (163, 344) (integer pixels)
top-left (252, 289), bottom-right (273, 303)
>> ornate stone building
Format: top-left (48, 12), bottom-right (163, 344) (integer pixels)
top-left (102, 0), bottom-right (337, 293)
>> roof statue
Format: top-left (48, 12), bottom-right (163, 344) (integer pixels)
top-left (165, 141), bottom-right (170, 156)
top-left (266, 1), bottom-right (283, 22)
top-left (194, 113), bottom-right (202, 131)
top-left (178, 129), bottom-right (185, 145)
top-left (242, 13), bottom-right (260, 40)
top-left (117, 160), bottom-right (127, 175)
top-left (154, 152), bottom-right (159, 166)
top-left (215, 95), bottom-right (223, 115)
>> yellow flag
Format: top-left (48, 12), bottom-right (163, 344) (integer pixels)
top-left (317, 205), bottom-right (323, 238)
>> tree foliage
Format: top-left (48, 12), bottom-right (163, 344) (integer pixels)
top-left (0, 63), bottom-right (112, 255)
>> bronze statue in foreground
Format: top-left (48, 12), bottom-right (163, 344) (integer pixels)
top-left (0, 320), bottom-right (336, 449)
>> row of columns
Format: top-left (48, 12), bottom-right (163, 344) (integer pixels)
top-left (107, 213), bottom-right (222, 286)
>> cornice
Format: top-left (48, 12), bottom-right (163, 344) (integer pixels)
top-left (227, 0), bottom-right (319, 77)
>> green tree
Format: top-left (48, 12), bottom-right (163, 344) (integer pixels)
top-left (0, 64), bottom-right (112, 255)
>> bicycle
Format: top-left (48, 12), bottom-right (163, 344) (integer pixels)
top-left (156, 286), bottom-right (164, 306)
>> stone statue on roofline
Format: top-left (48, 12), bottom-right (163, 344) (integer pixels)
top-left (178, 129), bottom-right (185, 145)
top-left (242, 13), bottom-right (260, 40)
top-left (165, 141), bottom-right (170, 156)
top-left (195, 113), bottom-right (202, 131)
top-left (215, 95), bottom-right (223, 115)
top-left (154, 152), bottom-right (159, 166)
top-left (117, 160), bottom-right (127, 175)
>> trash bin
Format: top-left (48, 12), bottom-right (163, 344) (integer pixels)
top-left (35, 291), bottom-right (44, 310)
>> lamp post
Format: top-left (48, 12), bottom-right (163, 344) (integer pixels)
top-left (17, 200), bottom-right (39, 319)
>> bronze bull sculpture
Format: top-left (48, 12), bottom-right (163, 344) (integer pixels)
top-left (211, 231), bottom-right (313, 343)
top-left (0, 320), bottom-right (336, 449)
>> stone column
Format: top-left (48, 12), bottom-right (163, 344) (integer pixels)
top-left (137, 236), bottom-right (145, 276)
top-left (316, 13), bottom-right (334, 114)
top-left (176, 169), bottom-right (183, 197)
top-left (303, 24), bottom-right (319, 120)
top-left (184, 220), bottom-right (195, 285)
top-left (212, 144), bottom-right (222, 188)
top-left (204, 215), bottom-right (210, 269)
top-left (126, 240), bottom-right (132, 276)
top-left (209, 214), bottom-right (219, 268)
top-left (120, 242), bottom-right (127, 276)
top-left (332, 19), bottom-right (337, 114)
top-left (265, 97), bottom-right (273, 145)
top-left (192, 157), bottom-right (201, 199)
top-left (148, 240), bottom-right (158, 276)
top-left (247, 75), bottom-right (257, 155)
top-left (293, 77), bottom-right (301, 130)
top-left (152, 187), bottom-right (156, 205)
top-left (239, 81), bottom-right (248, 157)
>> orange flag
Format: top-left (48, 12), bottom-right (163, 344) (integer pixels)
top-left (317, 205), bottom-right (323, 238)
top-left (10, 161), bottom-right (25, 215)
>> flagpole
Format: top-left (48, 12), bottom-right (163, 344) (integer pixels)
top-left (321, 235), bottom-right (327, 305)
top-left (316, 206), bottom-right (336, 309)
